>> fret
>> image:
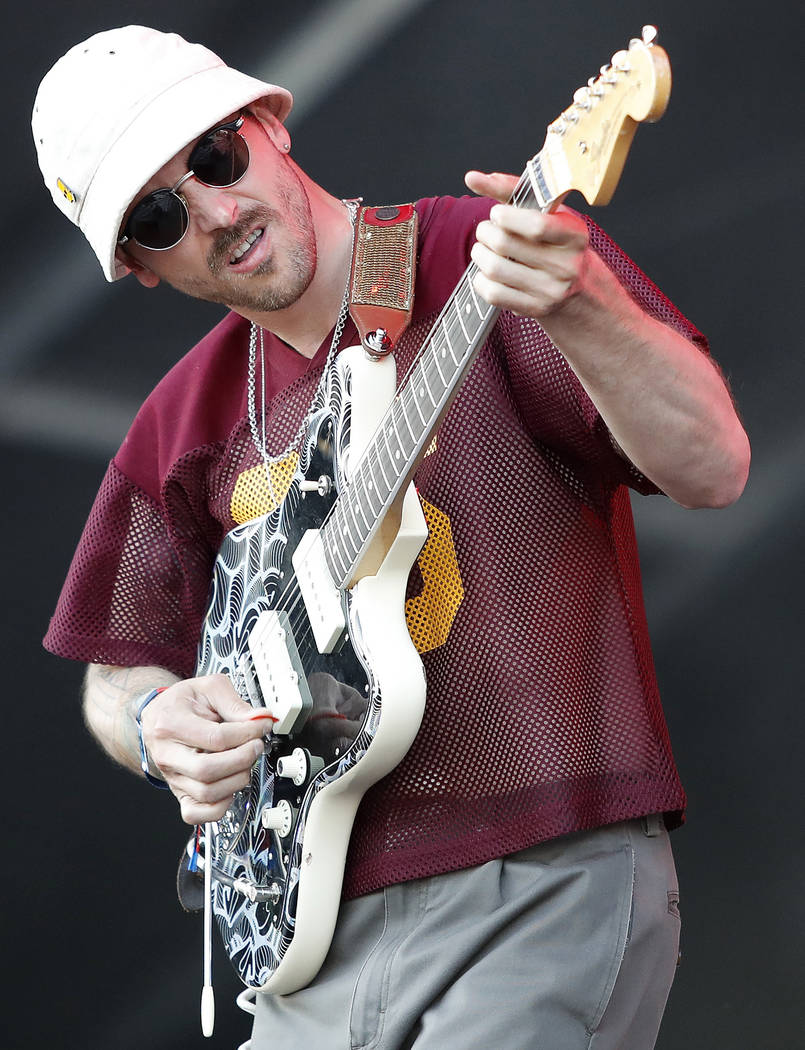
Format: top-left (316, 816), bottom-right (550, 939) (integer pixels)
top-left (381, 418), bottom-right (403, 479)
top-left (430, 337), bottom-right (447, 385)
top-left (345, 482), bottom-right (364, 543)
top-left (361, 466), bottom-right (382, 516)
top-left (398, 389), bottom-right (418, 445)
top-left (441, 315), bottom-right (462, 368)
top-left (352, 473), bottom-right (372, 533)
top-left (372, 437), bottom-right (394, 493)
top-left (416, 359), bottom-right (438, 410)
top-left (389, 399), bottom-right (413, 459)
top-left (337, 503), bottom-right (361, 562)
top-left (455, 290), bottom-right (472, 343)
top-left (409, 372), bottom-right (428, 425)
top-left (324, 512), bottom-right (349, 581)
top-left (468, 277), bottom-right (486, 320)
top-left (423, 349), bottom-right (447, 406)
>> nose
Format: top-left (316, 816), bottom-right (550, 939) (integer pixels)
top-left (181, 179), bottom-right (239, 233)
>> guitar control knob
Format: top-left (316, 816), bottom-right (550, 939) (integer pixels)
top-left (276, 748), bottom-right (309, 787)
top-left (261, 799), bottom-right (293, 837)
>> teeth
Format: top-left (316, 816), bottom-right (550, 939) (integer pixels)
top-left (230, 228), bottom-right (263, 264)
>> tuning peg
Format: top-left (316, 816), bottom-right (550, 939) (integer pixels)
top-left (587, 76), bottom-right (605, 97)
top-left (573, 86), bottom-right (592, 109)
top-left (611, 50), bottom-right (631, 72)
top-left (597, 63), bottom-right (617, 86)
top-left (642, 25), bottom-right (658, 45)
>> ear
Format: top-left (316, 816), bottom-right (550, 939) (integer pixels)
top-left (249, 107), bottom-right (291, 154)
top-left (116, 246), bottom-right (161, 288)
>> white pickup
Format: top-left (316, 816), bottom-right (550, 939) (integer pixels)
top-left (291, 529), bottom-right (347, 654)
top-left (247, 610), bottom-right (313, 734)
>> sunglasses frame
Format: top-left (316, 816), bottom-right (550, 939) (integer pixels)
top-left (119, 116), bottom-right (250, 251)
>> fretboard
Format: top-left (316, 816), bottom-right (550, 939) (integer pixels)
top-left (321, 157), bottom-right (554, 588)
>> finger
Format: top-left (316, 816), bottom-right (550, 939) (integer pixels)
top-left (464, 170), bottom-right (520, 203)
top-left (188, 673), bottom-right (262, 722)
top-left (177, 789), bottom-right (244, 826)
top-left (474, 220), bottom-right (585, 283)
top-left (470, 241), bottom-right (571, 297)
top-left (486, 204), bottom-right (589, 249)
top-left (158, 736), bottom-right (265, 783)
top-left (172, 763), bottom-right (256, 810)
top-left (470, 258), bottom-right (573, 317)
top-left (144, 693), bottom-right (271, 756)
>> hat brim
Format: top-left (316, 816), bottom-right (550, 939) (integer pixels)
top-left (80, 64), bottom-right (292, 281)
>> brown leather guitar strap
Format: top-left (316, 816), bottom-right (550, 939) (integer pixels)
top-left (349, 204), bottom-right (418, 359)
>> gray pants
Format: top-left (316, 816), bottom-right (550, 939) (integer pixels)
top-left (252, 818), bottom-right (681, 1050)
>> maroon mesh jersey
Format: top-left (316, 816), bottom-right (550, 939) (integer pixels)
top-left (45, 196), bottom-right (706, 898)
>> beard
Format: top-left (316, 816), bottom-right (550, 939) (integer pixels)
top-left (175, 164), bottom-right (317, 313)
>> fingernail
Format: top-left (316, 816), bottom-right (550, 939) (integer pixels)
top-left (249, 711), bottom-right (278, 722)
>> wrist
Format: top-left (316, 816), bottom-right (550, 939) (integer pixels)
top-left (135, 687), bottom-right (170, 789)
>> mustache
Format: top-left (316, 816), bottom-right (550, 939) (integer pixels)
top-left (207, 206), bottom-right (279, 272)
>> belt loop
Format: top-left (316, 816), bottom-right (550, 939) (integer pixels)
top-left (642, 813), bottom-right (663, 837)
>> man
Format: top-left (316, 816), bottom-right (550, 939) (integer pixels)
top-left (34, 24), bottom-right (749, 1050)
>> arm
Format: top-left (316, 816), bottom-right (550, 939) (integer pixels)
top-left (83, 663), bottom-right (268, 824)
top-left (465, 171), bottom-right (750, 509)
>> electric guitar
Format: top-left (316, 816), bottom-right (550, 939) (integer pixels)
top-left (192, 26), bottom-right (672, 998)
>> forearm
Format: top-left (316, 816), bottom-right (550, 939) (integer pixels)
top-left (82, 663), bottom-right (179, 777)
top-left (539, 252), bottom-right (751, 508)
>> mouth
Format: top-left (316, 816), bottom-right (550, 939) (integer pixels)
top-left (229, 227), bottom-right (264, 266)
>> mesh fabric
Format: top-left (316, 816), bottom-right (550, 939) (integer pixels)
top-left (44, 196), bottom-right (702, 897)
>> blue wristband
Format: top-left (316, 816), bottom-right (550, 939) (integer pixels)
top-left (136, 687), bottom-right (170, 789)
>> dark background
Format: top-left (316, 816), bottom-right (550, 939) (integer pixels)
top-left (3, 2), bottom-right (801, 1047)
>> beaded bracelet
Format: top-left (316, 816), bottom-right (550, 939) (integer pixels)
top-left (135, 686), bottom-right (170, 789)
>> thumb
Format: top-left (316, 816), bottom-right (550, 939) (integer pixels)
top-left (464, 170), bottom-right (520, 203)
top-left (194, 673), bottom-right (268, 723)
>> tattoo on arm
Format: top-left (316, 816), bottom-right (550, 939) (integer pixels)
top-left (82, 663), bottom-right (179, 776)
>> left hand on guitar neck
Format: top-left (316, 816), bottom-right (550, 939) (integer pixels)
top-left (465, 170), bottom-right (590, 319)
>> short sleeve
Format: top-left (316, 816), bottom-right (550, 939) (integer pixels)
top-left (43, 459), bottom-right (209, 678)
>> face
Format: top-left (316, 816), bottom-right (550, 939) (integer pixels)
top-left (118, 112), bottom-right (317, 313)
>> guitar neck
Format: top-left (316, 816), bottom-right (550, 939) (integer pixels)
top-left (320, 25), bottom-right (672, 586)
top-left (321, 159), bottom-right (559, 589)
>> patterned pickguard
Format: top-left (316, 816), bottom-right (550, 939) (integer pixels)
top-left (195, 353), bottom-right (387, 989)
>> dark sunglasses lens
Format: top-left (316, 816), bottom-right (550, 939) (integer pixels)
top-left (128, 189), bottom-right (188, 250)
top-left (191, 127), bottom-right (250, 186)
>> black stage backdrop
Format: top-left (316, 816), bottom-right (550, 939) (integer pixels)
top-left (3, 2), bottom-right (801, 1047)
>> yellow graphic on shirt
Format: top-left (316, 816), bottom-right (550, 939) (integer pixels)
top-left (229, 440), bottom-right (464, 654)
top-left (230, 453), bottom-right (299, 524)
top-left (405, 496), bottom-right (464, 654)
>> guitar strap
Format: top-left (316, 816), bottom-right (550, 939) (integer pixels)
top-left (349, 204), bottom-right (418, 359)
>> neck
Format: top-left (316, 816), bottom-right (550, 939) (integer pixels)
top-left (235, 184), bottom-right (355, 359)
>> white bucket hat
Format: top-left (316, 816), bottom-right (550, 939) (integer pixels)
top-left (32, 25), bottom-right (293, 281)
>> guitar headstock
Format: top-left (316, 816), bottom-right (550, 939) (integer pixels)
top-left (539, 26), bottom-right (671, 208)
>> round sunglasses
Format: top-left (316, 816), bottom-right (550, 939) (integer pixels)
top-left (119, 116), bottom-right (250, 251)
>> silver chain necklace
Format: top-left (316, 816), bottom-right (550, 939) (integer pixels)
top-left (247, 199), bottom-right (359, 479)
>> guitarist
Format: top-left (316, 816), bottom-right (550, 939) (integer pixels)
top-left (34, 25), bottom-right (749, 1050)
